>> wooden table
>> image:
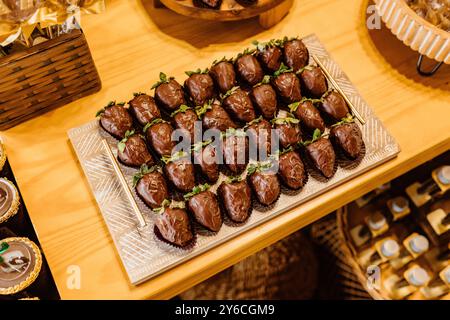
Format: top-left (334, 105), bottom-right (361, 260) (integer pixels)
top-left (1, 0), bottom-right (449, 299)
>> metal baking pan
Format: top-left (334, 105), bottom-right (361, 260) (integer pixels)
top-left (68, 34), bottom-right (400, 285)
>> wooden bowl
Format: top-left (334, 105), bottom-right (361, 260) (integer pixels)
top-left (374, 0), bottom-right (450, 64)
top-left (157, 0), bottom-right (292, 28)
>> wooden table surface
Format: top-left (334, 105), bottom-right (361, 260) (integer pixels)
top-left (1, 0), bottom-right (449, 299)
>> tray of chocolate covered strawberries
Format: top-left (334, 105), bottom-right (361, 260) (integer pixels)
top-left (68, 34), bottom-right (400, 285)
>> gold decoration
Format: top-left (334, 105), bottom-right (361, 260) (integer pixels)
top-left (0, 177), bottom-right (20, 225)
top-left (0, 237), bottom-right (43, 296)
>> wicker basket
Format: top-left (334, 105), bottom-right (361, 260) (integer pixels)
top-left (0, 29), bottom-right (101, 130)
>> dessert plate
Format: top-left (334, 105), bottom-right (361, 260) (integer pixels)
top-left (68, 34), bottom-right (400, 285)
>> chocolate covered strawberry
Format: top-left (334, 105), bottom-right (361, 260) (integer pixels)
top-left (234, 49), bottom-right (264, 86)
top-left (128, 92), bottom-right (161, 126)
top-left (144, 118), bottom-right (176, 157)
top-left (171, 105), bottom-right (198, 144)
top-left (117, 130), bottom-right (154, 167)
top-left (185, 184), bottom-right (223, 232)
top-left (303, 129), bottom-right (336, 178)
top-left (250, 76), bottom-right (278, 119)
top-left (330, 116), bottom-right (363, 159)
top-left (298, 65), bottom-right (328, 98)
top-left (277, 148), bottom-right (306, 190)
top-left (210, 57), bottom-right (236, 94)
top-left (223, 129), bottom-right (248, 174)
top-left (221, 86), bottom-right (256, 123)
top-left (197, 100), bottom-right (237, 132)
top-left (253, 39), bottom-right (283, 73)
top-left (152, 72), bottom-right (186, 111)
top-left (184, 68), bottom-right (215, 107)
top-left (192, 140), bottom-right (220, 183)
top-left (245, 116), bottom-right (272, 160)
top-left (247, 162), bottom-right (280, 206)
top-left (282, 37), bottom-right (309, 72)
top-left (154, 200), bottom-right (194, 247)
top-left (271, 115), bottom-right (302, 149)
top-left (289, 99), bottom-right (325, 133)
top-left (218, 176), bottom-right (252, 223)
top-left (271, 63), bottom-right (302, 104)
top-left (320, 90), bottom-right (349, 121)
top-left (163, 151), bottom-right (196, 193)
top-left (133, 165), bottom-right (168, 209)
top-left (96, 101), bottom-right (133, 139)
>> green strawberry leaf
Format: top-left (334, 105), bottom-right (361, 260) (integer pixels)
top-left (184, 183), bottom-right (210, 200)
top-left (151, 72), bottom-right (174, 89)
top-left (273, 62), bottom-right (293, 77)
top-left (170, 104), bottom-right (192, 117)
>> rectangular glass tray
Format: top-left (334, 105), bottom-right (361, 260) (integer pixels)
top-left (68, 34), bottom-right (400, 285)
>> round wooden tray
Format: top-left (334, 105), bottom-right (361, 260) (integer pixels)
top-left (156, 0), bottom-right (293, 28)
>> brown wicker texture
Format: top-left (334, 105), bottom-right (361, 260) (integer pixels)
top-left (310, 213), bottom-right (373, 300)
top-left (0, 30), bottom-right (101, 130)
top-left (179, 231), bottom-right (318, 300)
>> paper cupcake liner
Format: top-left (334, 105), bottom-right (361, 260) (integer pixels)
top-left (375, 0), bottom-right (450, 64)
top-left (0, 237), bottom-right (43, 295)
top-left (0, 178), bottom-right (20, 225)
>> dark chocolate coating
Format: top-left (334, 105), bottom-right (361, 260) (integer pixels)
top-left (275, 122), bottom-right (302, 149)
top-left (155, 207), bottom-right (193, 247)
top-left (321, 91), bottom-right (349, 121)
top-left (250, 84), bottom-right (278, 119)
top-left (193, 144), bottom-right (220, 183)
top-left (218, 180), bottom-right (252, 223)
top-left (202, 103), bottom-right (237, 132)
top-left (330, 122), bottom-right (363, 159)
top-left (272, 73), bottom-right (302, 104)
top-left (118, 135), bottom-right (154, 167)
top-left (223, 88), bottom-right (256, 122)
top-left (172, 109), bottom-right (198, 143)
top-left (99, 105), bottom-right (133, 139)
top-left (129, 94), bottom-right (161, 126)
top-left (210, 61), bottom-right (236, 94)
top-left (198, 0), bottom-right (222, 8)
top-left (283, 39), bottom-right (309, 72)
top-left (246, 119), bottom-right (272, 159)
top-left (249, 171), bottom-right (280, 206)
top-left (164, 158), bottom-right (196, 192)
top-left (146, 122), bottom-right (175, 157)
top-left (300, 66), bottom-right (328, 98)
top-left (184, 73), bottom-right (215, 107)
top-left (188, 191), bottom-right (223, 232)
top-left (278, 151), bottom-right (306, 190)
top-left (293, 100), bottom-right (325, 132)
top-left (256, 46), bottom-right (282, 73)
top-left (223, 134), bottom-right (248, 174)
top-left (235, 54), bottom-right (264, 86)
top-left (306, 138), bottom-right (336, 178)
top-left (155, 79), bottom-right (186, 111)
top-left (136, 171), bottom-right (168, 209)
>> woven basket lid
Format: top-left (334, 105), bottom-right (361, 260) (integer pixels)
top-left (179, 231), bottom-right (318, 300)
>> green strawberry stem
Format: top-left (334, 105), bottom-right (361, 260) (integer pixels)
top-left (220, 86), bottom-right (239, 101)
top-left (185, 68), bottom-right (209, 77)
top-left (151, 72), bottom-right (174, 89)
top-left (161, 151), bottom-right (188, 164)
top-left (143, 118), bottom-right (164, 133)
top-left (171, 104), bottom-right (192, 117)
top-left (273, 62), bottom-right (293, 77)
top-left (132, 164), bottom-right (160, 187)
top-left (184, 184), bottom-right (210, 200)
